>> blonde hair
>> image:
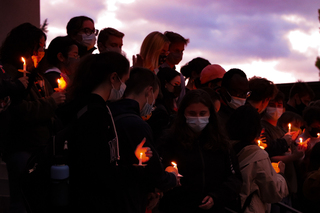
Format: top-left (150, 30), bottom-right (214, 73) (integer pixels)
top-left (139, 31), bottom-right (169, 71)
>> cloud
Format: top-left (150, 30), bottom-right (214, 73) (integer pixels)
top-left (41, 0), bottom-right (320, 83)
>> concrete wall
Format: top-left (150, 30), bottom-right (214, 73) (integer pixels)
top-left (0, 0), bottom-right (40, 46)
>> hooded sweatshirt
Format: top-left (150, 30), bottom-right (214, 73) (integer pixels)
top-left (238, 145), bottom-right (288, 213)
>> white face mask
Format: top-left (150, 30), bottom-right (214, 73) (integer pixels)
top-left (266, 107), bottom-right (283, 121)
top-left (108, 80), bottom-right (126, 101)
top-left (185, 116), bottom-right (210, 132)
top-left (80, 33), bottom-right (96, 50)
top-left (105, 47), bottom-right (121, 54)
top-left (140, 93), bottom-right (155, 117)
top-left (229, 96), bottom-right (246, 109)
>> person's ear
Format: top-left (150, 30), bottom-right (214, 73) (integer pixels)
top-left (57, 52), bottom-right (65, 62)
top-left (109, 72), bottom-right (117, 84)
top-left (164, 81), bottom-right (168, 89)
top-left (145, 86), bottom-right (153, 97)
top-left (98, 42), bottom-right (105, 52)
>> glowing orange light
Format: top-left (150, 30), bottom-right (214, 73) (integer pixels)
top-left (272, 162), bottom-right (280, 173)
top-left (257, 140), bottom-right (267, 150)
top-left (171, 162), bottom-right (177, 170)
top-left (21, 57), bottom-right (26, 66)
top-left (56, 76), bottom-right (67, 91)
top-left (21, 57), bottom-right (26, 76)
top-left (288, 123), bottom-right (291, 133)
top-left (134, 138), bottom-right (149, 164)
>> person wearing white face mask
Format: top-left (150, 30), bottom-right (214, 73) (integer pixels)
top-left (108, 67), bottom-right (178, 213)
top-left (157, 89), bottom-right (242, 213)
top-left (261, 92), bottom-right (302, 212)
top-left (108, 74), bottom-right (128, 101)
top-left (58, 52), bottom-right (130, 212)
top-left (66, 16), bottom-right (98, 57)
top-left (218, 68), bottom-right (250, 130)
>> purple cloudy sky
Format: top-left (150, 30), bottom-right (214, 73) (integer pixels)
top-left (41, 0), bottom-right (320, 83)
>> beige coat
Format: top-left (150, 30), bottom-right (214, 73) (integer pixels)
top-left (238, 145), bottom-right (289, 213)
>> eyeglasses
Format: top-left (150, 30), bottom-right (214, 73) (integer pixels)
top-left (80, 28), bottom-right (99, 36)
top-left (228, 90), bottom-right (251, 99)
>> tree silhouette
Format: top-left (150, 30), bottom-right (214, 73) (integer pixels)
top-left (316, 9), bottom-right (320, 80)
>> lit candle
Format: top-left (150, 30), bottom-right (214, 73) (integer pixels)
top-left (288, 123), bottom-right (291, 134)
top-left (134, 137), bottom-right (149, 166)
top-left (21, 57), bottom-right (26, 77)
top-left (139, 152), bottom-right (143, 165)
top-left (299, 137), bottom-right (303, 144)
top-left (257, 140), bottom-right (265, 149)
top-left (171, 162), bottom-right (177, 170)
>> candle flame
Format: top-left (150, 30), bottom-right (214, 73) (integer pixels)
top-left (21, 57), bottom-right (26, 64)
top-left (288, 123), bottom-right (291, 132)
top-left (134, 138), bottom-right (149, 163)
top-left (318, 133), bottom-right (320, 138)
top-left (299, 138), bottom-right (303, 143)
top-left (257, 139), bottom-right (267, 149)
top-left (171, 162), bottom-right (177, 169)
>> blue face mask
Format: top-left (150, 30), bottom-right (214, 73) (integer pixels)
top-left (140, 93), bottom-right (155, 117)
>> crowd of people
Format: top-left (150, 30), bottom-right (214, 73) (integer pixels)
top-left (1, 15), bottom-right (320, 213)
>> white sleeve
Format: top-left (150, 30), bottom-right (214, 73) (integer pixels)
top-left (254, 158), bottom-right (289, 203)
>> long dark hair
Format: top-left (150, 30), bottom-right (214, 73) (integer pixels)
top-left (170, 89), bottom-right (229, 151)
top-left (156, 67), bottom-right (180, 113)
top-left (68, 52), bottom-right (129, 99)
top-left (0, 23), bottom-right (46, 69)
top-left (38, 36), bottom-right (77, 73)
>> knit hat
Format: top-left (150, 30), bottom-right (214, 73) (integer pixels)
top-left (200, 64), bottom-right (226, 84)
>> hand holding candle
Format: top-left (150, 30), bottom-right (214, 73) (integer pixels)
top-left (257, 139), bottom-right (267, 149)
top-left (297, 137), bottom-right (310, 149)
top-left (55, 76), bottom-right (67, 92)
top-left (272, 162), bottom-right (280, 173)
top-left (272, 161), bottom-right (285, 174)
top-left (134, 137), bottom-right (150, 166)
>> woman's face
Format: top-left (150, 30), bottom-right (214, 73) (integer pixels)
top-left (166, 75), bottom-right (181, 93)
top-left (185, 102), bottom-right (210, 117)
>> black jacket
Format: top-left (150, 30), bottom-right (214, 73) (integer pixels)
top-left (1, 64), bottom-right (57, 156)
top-left (64, 93), bottom-right (119, 212)
top-left (157, 133), bottom-right (242, 213)
top-left (109, 98), bottom-right (177, 213)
